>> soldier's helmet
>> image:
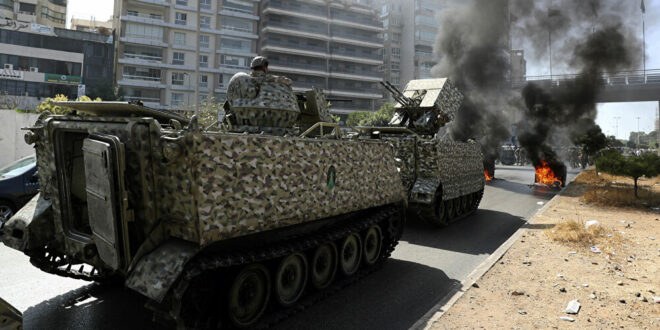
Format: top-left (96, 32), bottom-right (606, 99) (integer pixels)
top-left (250, 56), bottom-right (269, 70)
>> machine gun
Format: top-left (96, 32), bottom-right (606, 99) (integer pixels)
top-left (380, 78), bottom-right (464, 136)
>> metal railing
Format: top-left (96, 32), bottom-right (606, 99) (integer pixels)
top-left (331, 31), bottom-right (382, 44)
top-left (331, 49), bottom-right (381, 60)
top-left (272, 61), bottom-right (326, 71)
top-left (123, 74), bottom-right (161, 82)
top-left (511, 69), bottom-right (660, 89)
top-left (221, 24), bottom-right (252, 33)
top-left (331, 11), bottom-right (381, 28)
top-left (264, 21), bottom-right (327, 35)
top-left (123, 53), bottom-right (163, 62)
top-left (330, 68), bottom-right (382, 78)
top-left (267, 1), bottom-right (327, 17)
top-left (124, 96), bottom-right (161, 103)
top-left (126, 11), bottom-right (165, 22)
top-left (222, 3), bottom-right (254, 14)
top-left (262, 40), bottom-right (327, 53)
top-left (124, 33), bottom-right (164, 42)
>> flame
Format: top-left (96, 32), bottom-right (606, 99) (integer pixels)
top-left (535, 160), bottom-right (563, 187)
top-left (484, 170), bottom-right (494, 181)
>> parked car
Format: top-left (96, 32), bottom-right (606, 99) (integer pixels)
top-left (0, 155), bottom-right (39, 229)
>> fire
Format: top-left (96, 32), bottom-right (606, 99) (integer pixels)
top-left (535, 160), bottom-right (563, 187)
top-left (484, 170), bottom-right (494, 181)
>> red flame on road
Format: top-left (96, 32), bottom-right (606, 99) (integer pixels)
top-left (535, 160), bottom-right (563, 187)
top-left (485, 170), bottom-right (494, 181)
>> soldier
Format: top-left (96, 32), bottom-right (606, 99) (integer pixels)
top-left (226, 56), bottom-right (292, 104)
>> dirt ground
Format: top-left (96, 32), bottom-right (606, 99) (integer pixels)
top-left (432, 170), bottom-right (660, 329)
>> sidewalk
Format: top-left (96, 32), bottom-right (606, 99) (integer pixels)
top-left (429, 170), bottom-right (660, 328)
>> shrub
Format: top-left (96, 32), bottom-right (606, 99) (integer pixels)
top-left (596, 151), bottom-right (660, 197)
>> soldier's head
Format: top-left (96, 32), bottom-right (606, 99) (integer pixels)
top-left (250, 56), bottom-right (269, 73)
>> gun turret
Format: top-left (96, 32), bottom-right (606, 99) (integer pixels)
top-left (381, 78), bottom-right (464, 136)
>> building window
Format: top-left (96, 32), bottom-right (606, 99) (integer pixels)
top-left (392, 48), bottom-right (400, 58)
top-left (173, 32), bottom-right (186, 46)
top-left (200, 0), bottom-right (211, 10)
top-left (220, 38), bottom-right (251, 52)
top-left (381, 4), bottom-right (388, 15)
top-left (176, 0), bottom-right (187, 5)
top-left (172, 52), bottom-right (185, 65)
top-left (392, 33), bottom-right (401, 42)
top-left (172, 72), bottom-right (185, 85)
top-left (391, 62), bottom-right (399, 71)
top-left (200, 35), bottom-right (210, 49)
top-left (221, 55), bottom-right (249, 68)
top-left (19, 3), bottom-right (36, 14)
top-left (175, 12), bottom-right (187, 25)
top-left (125, 22), bottom-right (163, 40)
top-left (171, 93), bottom-right (184, 106)
top-left (0, 0), bottom-right (13, 10)
top-left (221, 16), bottom-right (252, 33)
top-left (218, 73), bottom-right (232, 88)
top-left (41, 6), bottom-right (66, 24)
top-left (200, 16), bottom-right (211, 29)
top-left (199, 94), bottom-right (208, 104)
top-left (199, 55), bottom-right (208, 68)
top-left (199, 75), bottom-right (208, 88)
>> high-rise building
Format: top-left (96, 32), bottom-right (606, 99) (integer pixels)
top-left (0, 0), bottom-right (68, 28)
top-left (376, 0), bottom-right (442, 94)
top-left (71, 18), bottom-right (114, 35)
top-left (258, 0), bottom-right (384, 116)
top-left (113, 0), bottom-right (260, 110)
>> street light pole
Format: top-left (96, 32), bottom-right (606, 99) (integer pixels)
top-left (637, 116), bottom-right (641, 146)
top-left (614, 116), bottom-right (621, 139)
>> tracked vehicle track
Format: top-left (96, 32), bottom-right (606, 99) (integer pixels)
top-left (167, 204), bottom-right (403, 329)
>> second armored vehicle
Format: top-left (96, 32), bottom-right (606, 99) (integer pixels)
top-left (359, 79), bottom-right (485, 226)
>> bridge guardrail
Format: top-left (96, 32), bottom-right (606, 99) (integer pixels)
top-left (511, 69), bottom-right (660, 88)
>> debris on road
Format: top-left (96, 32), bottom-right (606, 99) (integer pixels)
top-left (564, 300), bottom-right (581, 314)
top-left (560, 316), bottom-right (575, 322)
top-left (585, 220), bottom-right (600, 229)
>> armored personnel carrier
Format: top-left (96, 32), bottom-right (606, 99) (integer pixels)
top-left (2, 81), bottom-right (406, 327)
top-left (358, 79), bottom-right (485, 227)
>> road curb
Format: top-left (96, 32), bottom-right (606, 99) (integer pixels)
top-left (410, 188), bottom-right (563, 330)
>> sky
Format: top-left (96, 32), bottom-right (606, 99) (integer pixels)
top-left (68, 0), bottom-right (660, 140)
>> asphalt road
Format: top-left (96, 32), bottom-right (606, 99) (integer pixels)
top-left (0, 165), bottom-right (580, 330)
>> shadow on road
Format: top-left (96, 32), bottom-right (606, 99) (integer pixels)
top-left (402, 209), bottom-right (526, 255)
top-left (273, 258), bottom-right (460, 330)
top-left (23, 283), bottom-right (156, 330)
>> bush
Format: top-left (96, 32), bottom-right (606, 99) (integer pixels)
top-left (36, 95), bottom-right (101, 115)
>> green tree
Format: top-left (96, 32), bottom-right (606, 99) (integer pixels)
top-left (596, 151), bottom-right (660, 198)
top-left (574, 125), bottom-right (609, 156)
top-left (87, 82), bottom-right (124, 101)
top-left (345, 102), bottom-right (396, 127)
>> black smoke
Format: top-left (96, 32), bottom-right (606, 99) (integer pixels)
top-left (432, 0), bottom-right (642, 170)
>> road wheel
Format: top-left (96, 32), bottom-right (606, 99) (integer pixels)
top-left (444, 199), bottom-right (455, 221)
top-left (310, 243), bottom-right (337, 290)
top-left (465, 194), bottom-right (474, 211)
top-left (228, 264), bottom-right (270, 327)
top-left (0, 201), bottom-right (15, 228)
top-left (362, 226), bottom-right (382, 266)
top-left (274, 253), bottom-right (308, 307)
top-left (339, 233), bottom-right (362, 276)
top-left (461, 195), bottom-right (470, 213)
top-left (425, 192), bottom-right (448, 227)
top-left (452, 198), bottom-right (462, 217)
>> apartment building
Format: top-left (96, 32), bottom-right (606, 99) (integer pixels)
top-left (113, 0), bottom-right (259, 110)
top-left (376, 0), bottom-right (442, 94)
top-left (258, 0), bottom-right (383, 115)
top-left (0, 23), bottom-right (114, 109)
top-left (71, 18), bottom-right (114, 35)
top-left (0, 0), bottom-right (67, 28)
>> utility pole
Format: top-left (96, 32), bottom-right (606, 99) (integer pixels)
top-left (636, 116), bottom-right (641, 147)
top-left (614, 116), bottom-right (621, 140)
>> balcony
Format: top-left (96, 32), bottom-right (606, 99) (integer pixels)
top-left (329, 68), bottom-right (382, 82)
top-left (124, 95), bottom-right (162, 103)
top-left (126, 11), bottom-right (165, 23)
top-left (264, 40), bottom-right (326, 53)
top-left (330, 68), bottom-right (381, 78)
top-left (133, 0), bottom-right (170, 6)
top-left (220, 24), bottom-right (252, 33)
top-left (265, 1), bottom-right (327, 20)
top-left (331, 11), bottom-right (382, 29)
top-left (262, 41), bottom-right (328, 58)
top-left (264, 21), bottom-right (327, 35)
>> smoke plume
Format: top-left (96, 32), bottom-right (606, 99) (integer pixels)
top-left (432, 0), bottom-right (643, 169)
